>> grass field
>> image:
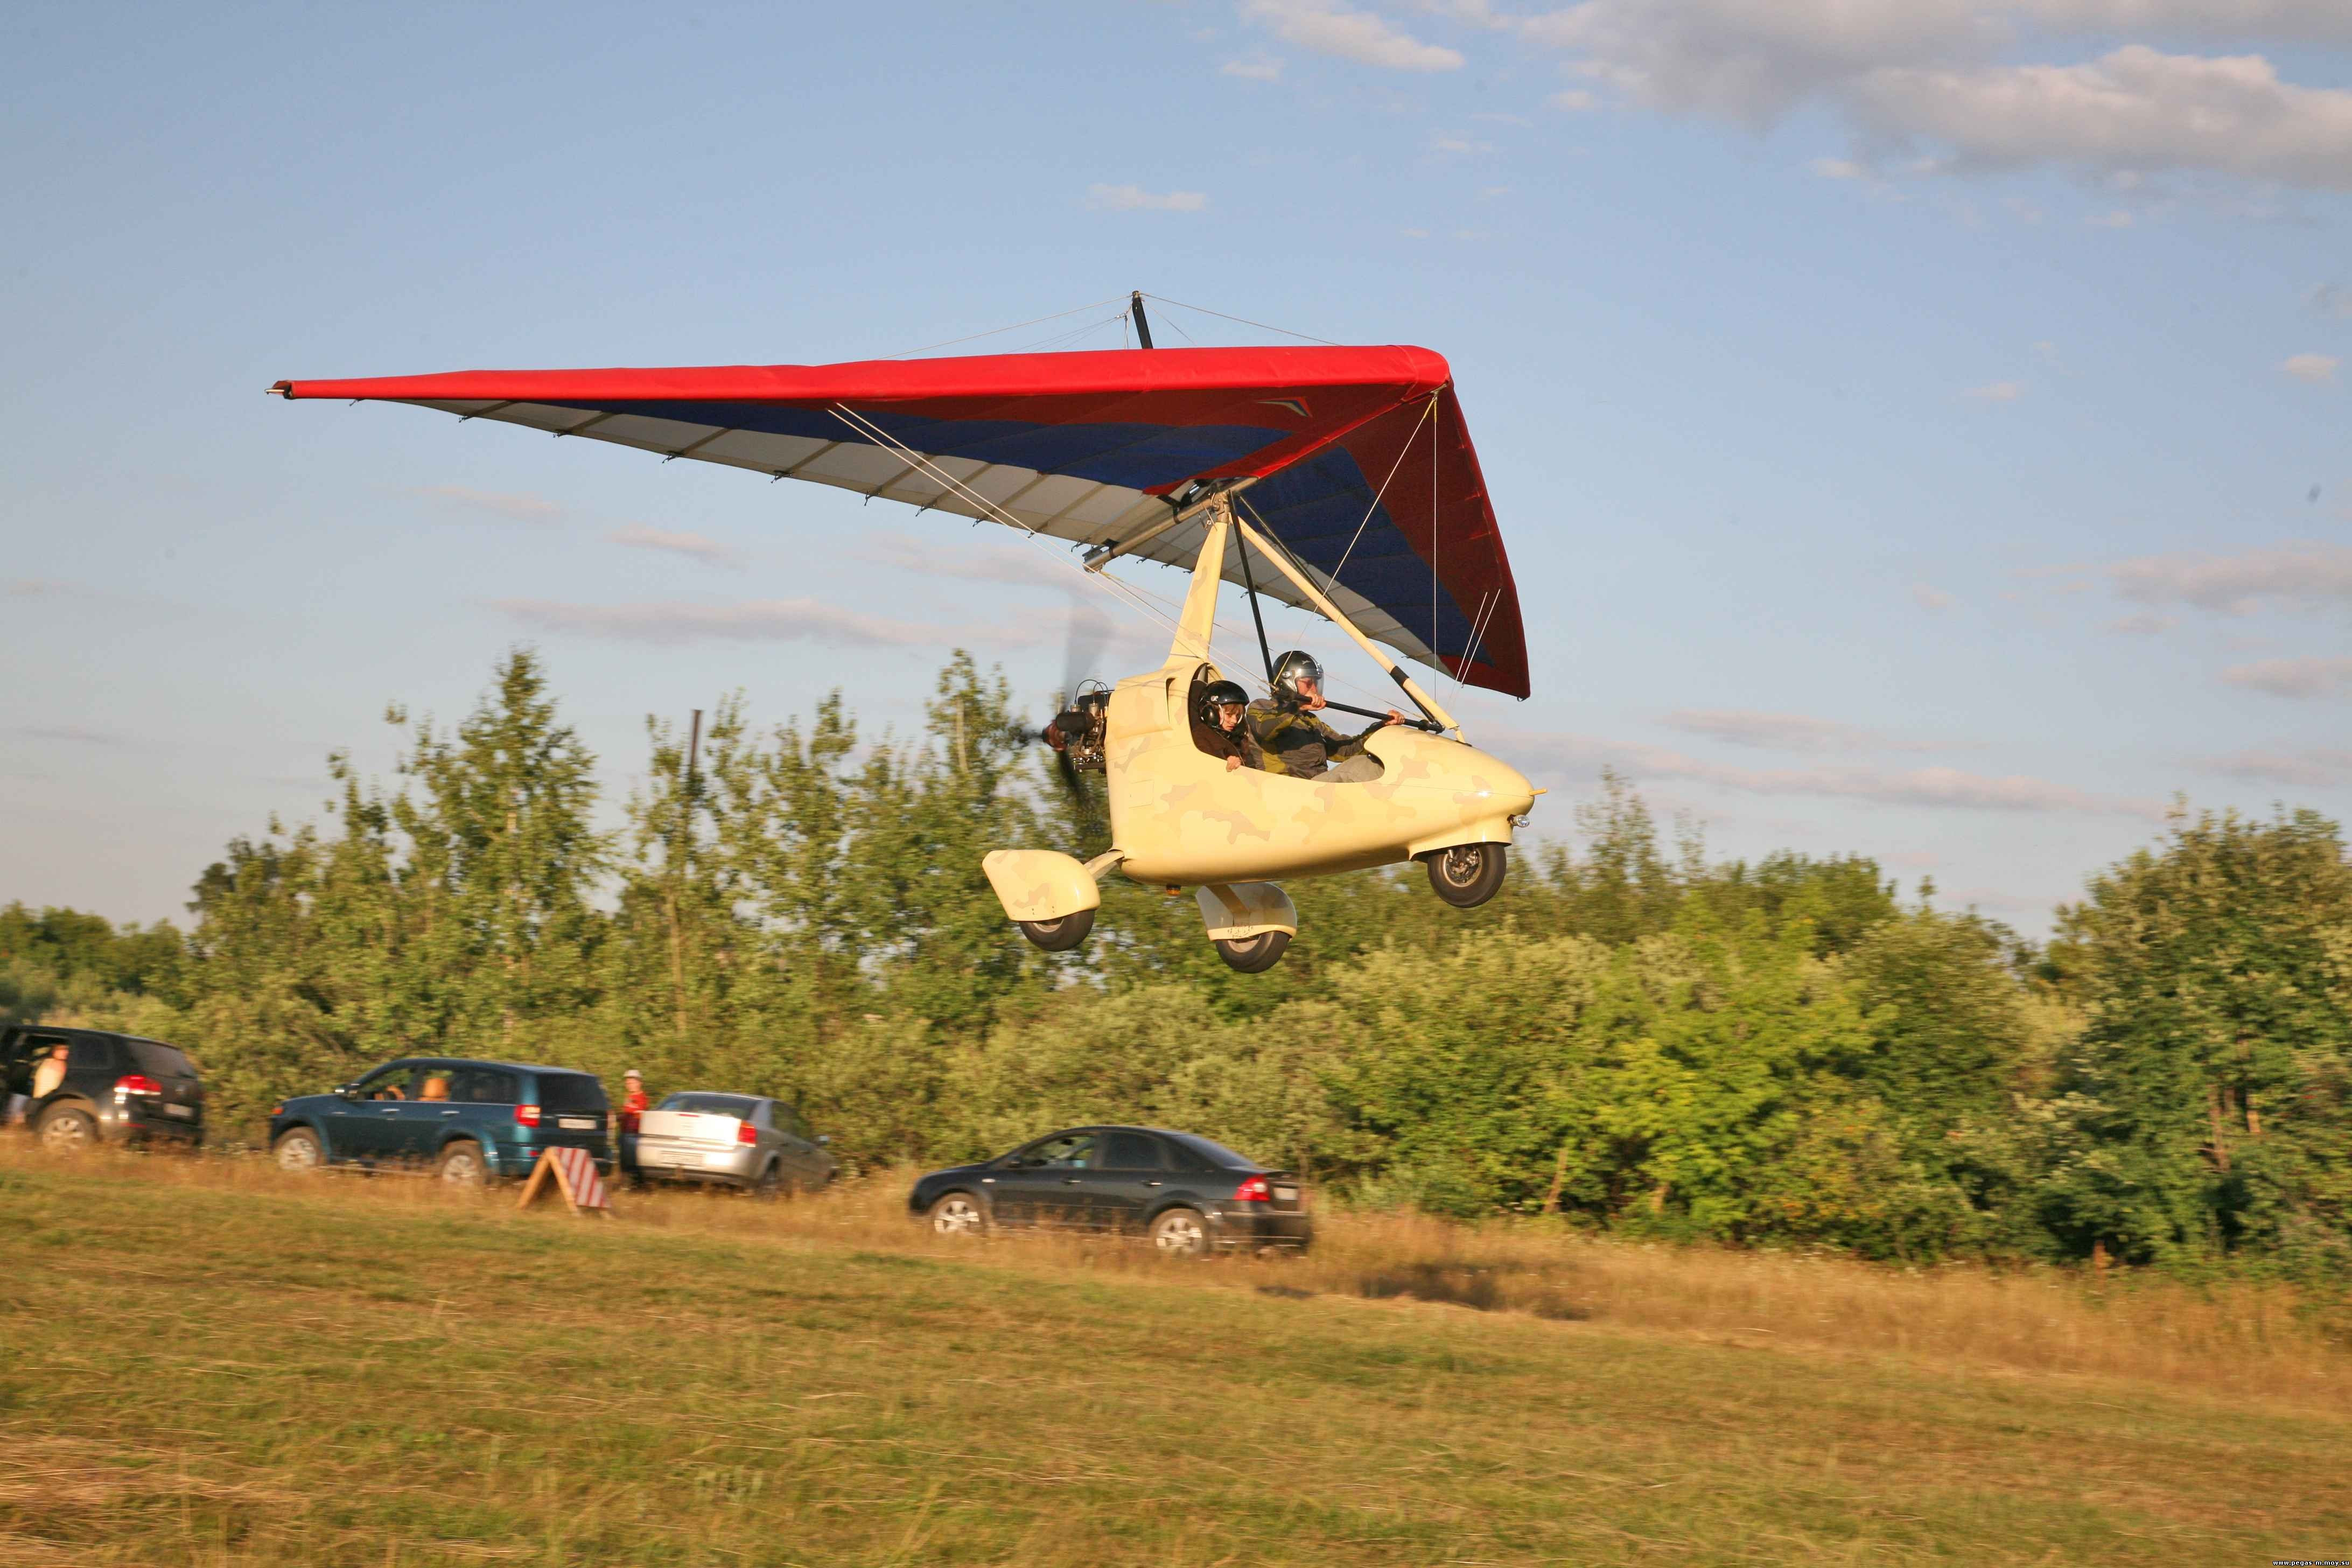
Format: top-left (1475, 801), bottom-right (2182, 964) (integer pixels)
top-left (3, 1146), bottom-right (2348, 1566)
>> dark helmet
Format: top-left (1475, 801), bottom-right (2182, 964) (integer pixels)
top-left (1271, 649), bottom-right (1324, 701)
top-left (1196, 678), bottom-right (1250, 725)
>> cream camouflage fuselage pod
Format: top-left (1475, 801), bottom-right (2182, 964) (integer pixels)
top-left (1105, 656), bottom-right (1535, 887)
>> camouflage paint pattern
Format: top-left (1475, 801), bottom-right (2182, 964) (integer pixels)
top-left (1195, 880), bottom-right (1298, 940)
top-left (981, 849), bottom-right (1103, 923)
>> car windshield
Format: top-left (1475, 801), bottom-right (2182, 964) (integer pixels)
top-left (534, 1073), bottom-right (607, 1114)
top-left (1165, 1132), bottom-right (1260, 1171)
top-left (660, 1093), bottom-right (757, 1117)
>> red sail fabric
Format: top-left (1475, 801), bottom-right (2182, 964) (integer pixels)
top-left (274, 345), bottom-right (1529, 697)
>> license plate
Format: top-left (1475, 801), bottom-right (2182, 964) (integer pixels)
top-left (1273, 1186), bottom-right (1298, 1202)
top-left (163, 1103), bottom-right (195, 1119)
top-left (558, 1117), bottom-right (598, 1130)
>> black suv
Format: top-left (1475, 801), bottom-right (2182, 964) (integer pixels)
top-left (2, 1025), bottom-right (206, 1151)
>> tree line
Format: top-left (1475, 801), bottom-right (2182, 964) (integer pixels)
top-left (6, 649), bottom-right (2348, 1278)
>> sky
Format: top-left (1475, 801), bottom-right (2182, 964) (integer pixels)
top-left (3, 0), bottom-right (2348, 934)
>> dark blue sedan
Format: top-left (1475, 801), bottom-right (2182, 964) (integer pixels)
top-left (911, 1125), bottom-right (1312, 1255)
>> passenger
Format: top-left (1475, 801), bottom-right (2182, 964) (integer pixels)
top-left (1191, 679), bottom-right (1262, 773)
top-left (1246, 650), bottom-right (1402, 783)
top-left (418, 1076), bottom-right (450, 1102)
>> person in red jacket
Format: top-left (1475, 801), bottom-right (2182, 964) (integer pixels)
top-left (618, 1068), bottom-right (650, 1187)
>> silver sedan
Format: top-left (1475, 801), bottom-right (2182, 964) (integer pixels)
top-left (630, 1092), bottom-right (835, 1197)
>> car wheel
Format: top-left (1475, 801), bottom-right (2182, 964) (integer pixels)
top-left (435, 1140), bottom-right (488, 1189)
top-left (1149, 1207), bottom-right (1210, 1257)
top-left (1214, 930), bottom-right (1291, 973)
top-left (1017, 909), bottom-right (1095, 952)
top-left (1423, 842), bottom-right (1508, 909)
top-left (36, 1107), bottom-right (97, 1154)
top-left (927, 1192), bottom-right (988, 1236)
top-left (272, 1128), bottom-right (325, 1173)
top-left (749, 1161), bottom-right (786, 1201)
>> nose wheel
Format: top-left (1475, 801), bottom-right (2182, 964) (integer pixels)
top-left (1423, 842), bottom-right (1508, 908)
top-left (1017, 909), bottom-right (1095, 951)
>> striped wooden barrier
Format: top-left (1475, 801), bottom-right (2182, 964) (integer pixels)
top-left (517, 1144), bottom-right (612, 1216)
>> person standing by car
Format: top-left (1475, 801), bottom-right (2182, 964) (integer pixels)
top-left (30, 1040), bottom-right (68, 1104)
top-left (617, 1068), bottom-right (650, 1187)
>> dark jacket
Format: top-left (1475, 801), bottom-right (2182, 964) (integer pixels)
top-left (1191, 715), bottom-right (1261, 769)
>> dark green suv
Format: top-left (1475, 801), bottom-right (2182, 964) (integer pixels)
top-left (267, 1058), bottom-right (611, 1186)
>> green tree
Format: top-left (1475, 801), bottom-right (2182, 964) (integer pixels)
top-left (2041, 807), bottom-right (2352, 1272)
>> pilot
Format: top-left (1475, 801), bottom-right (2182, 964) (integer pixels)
top-left (1247, 651), bottom-right (1402, 782)
top-left (1191, 679), bottom-right (1262, 772)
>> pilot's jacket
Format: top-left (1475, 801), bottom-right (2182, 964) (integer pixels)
top-left (1245, 698), bottom-right (1378, 779)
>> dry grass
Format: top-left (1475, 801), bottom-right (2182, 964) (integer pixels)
top-left (30, 1142), bottom-right (2352, 1408)
top-left (5, 1140), bottom-right (2350, 1565)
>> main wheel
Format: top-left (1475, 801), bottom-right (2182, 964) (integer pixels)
top-left (37, 1107), bottom-right (97, 1154)
top-left (1148, 1207), bottom-right (1210, 1257)
top-left (272, 1128), bottom-right (325, 1173)
top-left (435, 1139), bottom-right (488, 1189)
top-left (1214, 930), bottom-right (1291, 973)
top-left (1424, 842), bottom-right (1508, 909)
top-left (1017, 909), bottom-right (1095, 952)
top-left (748, 1161), bottom-right (786, 1202)
top-left (927, 1192), bottom-right (988, 1236)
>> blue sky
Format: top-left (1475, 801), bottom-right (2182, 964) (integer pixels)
top-left (4, 0), bottom-right (2347, 931)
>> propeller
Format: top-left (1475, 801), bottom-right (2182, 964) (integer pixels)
top-left (1031, 595), bottom-right (1115, 848)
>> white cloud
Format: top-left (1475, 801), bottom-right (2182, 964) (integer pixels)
top-left (1811, 156), bottom-right (1870, 179)
top-left (1240, 0), bottom-right (1465, 70)
top-left (408, 484), bottom-right (563, 523)
top-left (1913, 582), bottom-right (1957, 611)
top-left (1087, 183), bottom-right (1208, 213)
top-left (2106, 610), bottom-right (2176, 634)
top-left (1848, 48), bottom-right (2352, 190)
top-left (604, 524), bottom-right (745, 570)
top-left (2281, 352), bottom-right (2341, 384)
top-left (1515, 731), bottom-right (2163, 818)
top-left (2221, 654), bottom-right (2352, 698)
top-left (6, 578), bottom-right (72, 597)
top-left (2085, 208), bottom-right (2136, 227)
top-left (2108, 542), bottom-right (2352, 614)
top-left (1963, 380), bottom-right (2026, 400)
top-left (1429, 132), bottom-right (1499, 154)
top-left (1549, 87), bottom-right (1600, 110)
top-left (1662, 709), bottom-right (1935, 754)
top-left (2195, 746), bottom-right (2352, 788)
top-left (1509, 2), bottom-right (2352, 190)
top-left (1221, 54), bottom-right (1285, 80)
top-left (490, 598), bottom-right (1044, 650)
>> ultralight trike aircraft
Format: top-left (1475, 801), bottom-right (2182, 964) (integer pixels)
top-left (273, 297), bottom-right (1538, 971)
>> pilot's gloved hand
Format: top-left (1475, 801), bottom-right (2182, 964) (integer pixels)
top-left (1383, 709), bottom-right (1404, 725)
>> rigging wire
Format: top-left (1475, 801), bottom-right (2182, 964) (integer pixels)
top-left (1325, 392), bottom-right (1439, 592)
top-left (880, 295), bottom-right (1126, 359)
top-left (1142, 293), bottom-right (1340, 346)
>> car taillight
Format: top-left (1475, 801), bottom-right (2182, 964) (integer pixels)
top-left (736, 1122), bottom-right (759, 1145)
top-left (115, 1074), bottom-right (162, 1096)
top-left (1233, 1174), bottom-right (1270, 1203)
top-left (514, 1104), bottom-right (542, 1127)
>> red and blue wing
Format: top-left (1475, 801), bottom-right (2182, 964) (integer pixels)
top-left (273, 345), bottom-right (1529, 697)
